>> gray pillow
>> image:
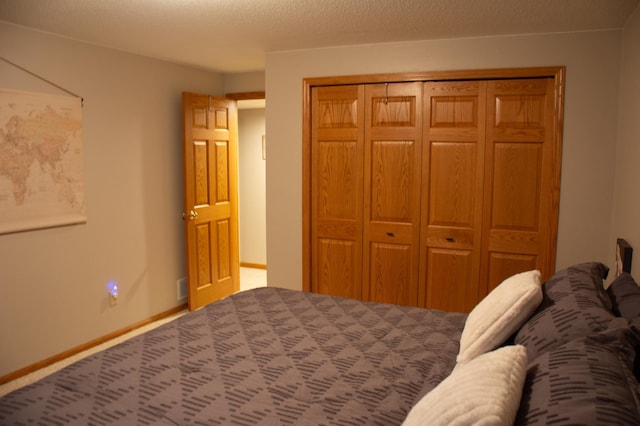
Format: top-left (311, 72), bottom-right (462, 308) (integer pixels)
top-left (514, 262), bottom-right (615, 361)
top-left (515, 322), bottom-right (640, 425)
top-left (607, 272), bottom-right (640, 321)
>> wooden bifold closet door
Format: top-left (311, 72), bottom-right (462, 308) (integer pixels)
top-left (305, 68), bottom-right (563, 312)
top-left (421, 81), bottom-right (486, 312)
top-left (311, 82), bottom-right (423, 307)
top-left (310, 85), bottom-right (365, 301)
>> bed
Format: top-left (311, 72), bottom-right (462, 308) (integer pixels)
top-left (1, 248), bottom-right (640, 425)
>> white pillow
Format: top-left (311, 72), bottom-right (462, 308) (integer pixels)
top-left (403, 345), bottom-right (528, 426)
top-left (457, 270), bottom-right (542, 364)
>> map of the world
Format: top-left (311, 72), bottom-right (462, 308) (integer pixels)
top-left (0, 89), bottom-right (85, 234)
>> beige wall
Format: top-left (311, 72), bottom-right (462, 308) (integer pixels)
top-left (0, 22), bottom-right (227, 376)
top-left (265, 30), bottom-right (624, 291)
top-left (222, 71), bottom-right (266, 95)
top-left (611, 7), bottom-right (640, 274)
top-left (238, 108), bottom-right (267, 265)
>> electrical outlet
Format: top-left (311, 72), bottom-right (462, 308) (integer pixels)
top-left (177, 277), bottom-right (187, 301)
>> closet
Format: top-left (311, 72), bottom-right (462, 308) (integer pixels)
top-left (303, 67), bottom-right (564, 312)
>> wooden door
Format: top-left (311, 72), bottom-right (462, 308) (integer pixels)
top-left (182, 93), bottom-right (240, 310)
top-left (363, 82), bottom-right (423, 306)
top-left (304, 68), bottom-right (564, 311)
top-left (310, 85), bottom-right (365, 299)
top-left (421, 81), bottom-right (487, 312)
top-left (480, 78), bottom-right (560, 294)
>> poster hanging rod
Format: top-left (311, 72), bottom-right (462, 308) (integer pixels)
top-left (0, 56), bottom-right (84, 106)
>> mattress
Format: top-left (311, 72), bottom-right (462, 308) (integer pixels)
top-left (0, 287), bottom-right (466, 425)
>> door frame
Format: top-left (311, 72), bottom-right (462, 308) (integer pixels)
top-left (302, 66), bottom-right (565, 292)
top-left (226, 91), bottom-right (266, 101)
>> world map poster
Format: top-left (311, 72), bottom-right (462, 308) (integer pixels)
top-left (0, 88), bottom-right (85, 234)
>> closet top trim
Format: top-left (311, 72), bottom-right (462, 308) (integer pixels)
top-left (303, 66), bottom-right (565, 87)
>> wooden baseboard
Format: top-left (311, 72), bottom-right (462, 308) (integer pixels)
top-left (0, 303), bottom-right (187, 385)
top-left (240, 262), bottom-right (267, 270)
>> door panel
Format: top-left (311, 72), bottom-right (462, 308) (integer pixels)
top-left (363, 82), bottom-right (423, 306)
top-left (421, 81), bottom-right (486, 312)
top-left (487, 253), bottom-right (538, 293)
top-left (490, 142), bottom-right (542, 230)
top-left (316, 239), bottom-right (359, 297)
top-left (369, 242), bottom-right (413, 305)
top-left (311, 85), bottom-right (365, 299)
top-left (183, 93), bottom-right (240, 310)
top-left (426, 248), bottom-right (474, 312)
top-left (370, 140), bottom-right (415, 223)
top-left (482, 78), bottom-right (557, 293)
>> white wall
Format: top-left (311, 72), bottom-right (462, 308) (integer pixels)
top-left (238, 108), bottom-right (267, 265)
top-left (611, 7), bottom-right (640, 275)
top-left (0, 22), bottom-right (224, 376)
top-left (265, 31), bottom-right (624, 291)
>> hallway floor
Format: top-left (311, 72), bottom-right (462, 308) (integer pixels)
top-left (240, 266), bottom-right (267, 291)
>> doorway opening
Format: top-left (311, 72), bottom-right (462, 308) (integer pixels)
top-left (233, 94), bottom-right (267, 290)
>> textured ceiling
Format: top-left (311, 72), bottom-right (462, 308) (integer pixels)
top-left (0, 0), bottom-right (638, 73)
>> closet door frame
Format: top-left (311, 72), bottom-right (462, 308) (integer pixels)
top-left (302, 66), bottom-right (566, 293)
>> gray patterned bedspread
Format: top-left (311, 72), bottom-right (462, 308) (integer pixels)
top-left (0, 287), bottom-right (466, 425)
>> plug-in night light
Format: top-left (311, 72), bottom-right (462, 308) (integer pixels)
top-left (107, 281), bottom-right (119, 305)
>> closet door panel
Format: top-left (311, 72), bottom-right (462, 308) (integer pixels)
top-left (316, 238), bottom-right (359, 299)
top-left (316, 140), bottom-right (359, 220)
top-left (483, 78), bottom-right (558, 292)
top-left (421, 81), bottom-right (486, 312)
top-left (363, 82), bottom-right (423, 306)
top-left (490, 142), bottom-right (542, 230)
top-left (311, 85), bottom-right (365, 299)
top-left (366, 138), bottom-right (417, 305)
top-left (369, 242), bottom-right (414, 306)
top-left (426, 142), bottom-right (478, 245)
top-left (487, 252), bottom-right (538, 293)
top-left (370, 139), bottom-right (416, 222)
top-left (425, 248), bottom-right (476, 313)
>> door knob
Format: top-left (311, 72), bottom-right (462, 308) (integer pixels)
top-left (182, 210), bottom-right (199, 221)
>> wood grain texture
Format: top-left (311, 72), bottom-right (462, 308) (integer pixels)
top-left (421, 81), bottom-right (485, 312)
top-left (303, 67), bottom-right (564, 312)
top-left (182, 93), bottom-right (239, 310)
top-left (317, 239), bottom-right (358, 299)
top-left (363, 82), bottom-right (422, 306)
top-left (481, 78), bottom-right (558, 294)
top-left (310, 85), bottom-right (365, 298)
